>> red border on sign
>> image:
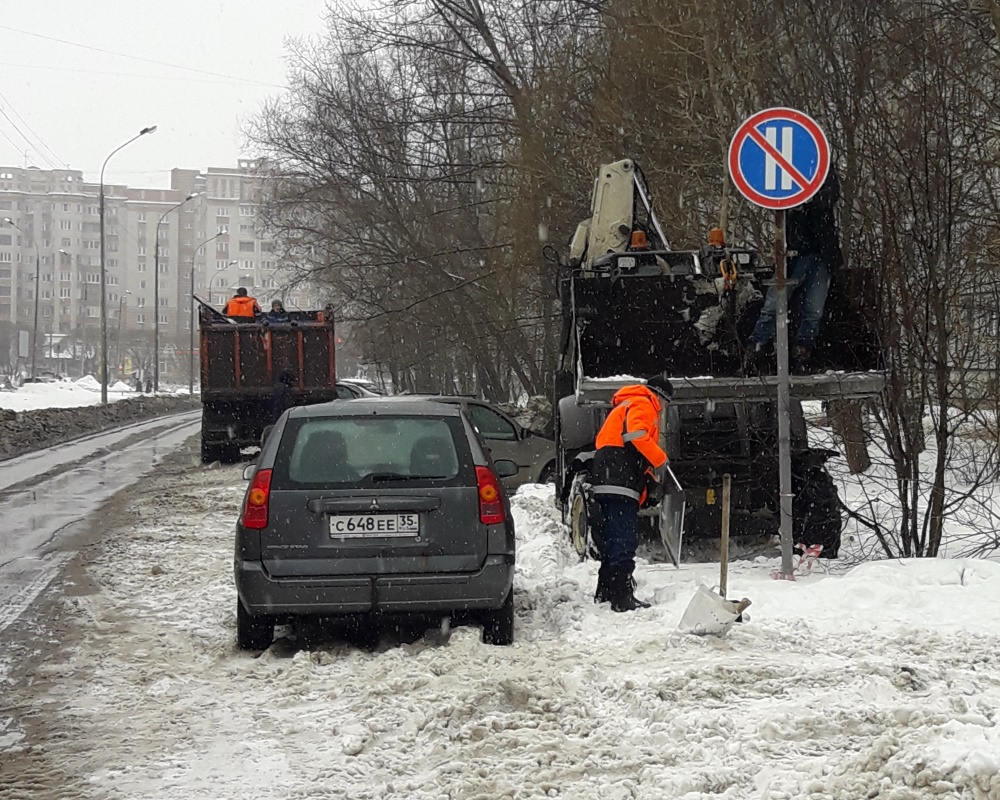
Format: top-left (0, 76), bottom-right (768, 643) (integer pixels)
top-left (727, 107), bottom-right (830, 210)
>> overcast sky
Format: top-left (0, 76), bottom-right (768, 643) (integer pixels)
top-left (0, 0), bottom-right (329, 188)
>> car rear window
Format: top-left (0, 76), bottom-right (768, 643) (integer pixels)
top-left (272, 415), bottom-right (465, 487)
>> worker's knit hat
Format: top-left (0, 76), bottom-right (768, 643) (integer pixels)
top-left (645, 373), bottom-right (673, 400)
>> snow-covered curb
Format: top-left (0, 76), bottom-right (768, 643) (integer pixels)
top-left (0, 395), bottom-right (198, 461)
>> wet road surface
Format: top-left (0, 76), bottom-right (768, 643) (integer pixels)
top-left (0, 412), bottom-right (199, 634)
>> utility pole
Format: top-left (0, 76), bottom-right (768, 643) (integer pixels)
top-left (3, 218), bottom-right (40, 379)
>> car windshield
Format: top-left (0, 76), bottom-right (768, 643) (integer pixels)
top-left (277, 416), bottom-right (461, 486)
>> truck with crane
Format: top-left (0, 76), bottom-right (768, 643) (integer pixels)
top-left (553, 159), bottom-right (883, 564)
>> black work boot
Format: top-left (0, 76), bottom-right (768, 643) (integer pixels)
top-left (609, 568), bottom-right (651, 613)
top-left (792, 345), bottom-right (813, 374)
top-left (594, 562), bottom-right (613, 604)
top-left (742, 342), bottom-right (770, 377)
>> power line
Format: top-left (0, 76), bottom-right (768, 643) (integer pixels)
top-left (0, 61), bottom-right (277, 87)
top-left (0, 23), bottom-right (286, 89)
top-left (0, 89), bottom-right (66, 168)
top-left (0, 96), bottom-right (62, 170)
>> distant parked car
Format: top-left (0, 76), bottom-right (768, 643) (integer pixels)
top-left (416, 396), bottom-right (555, 490)
top-left (338, 378), bottom-right (386, 396)
top-left (335, 381), bottom-right (382, 399)
top-left (234, 397), bottom-right (517, 650)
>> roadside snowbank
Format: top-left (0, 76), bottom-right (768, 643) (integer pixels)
top-left (0, 395), bottom-right (197, 461)
top-left (7, 466), bottom-right (998, 800)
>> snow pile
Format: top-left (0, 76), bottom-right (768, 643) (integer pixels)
top-left (7, 472), bottom-right (1000, 799)
top-left (0, 378), bottom-right (138, 411)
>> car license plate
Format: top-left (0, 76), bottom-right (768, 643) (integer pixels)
top-left (329, 513), bottom-right (419, 537)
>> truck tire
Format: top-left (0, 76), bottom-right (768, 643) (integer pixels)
top-left (567, 474), bottom-right (602, 560)
top-left (201, 438), bottom-right (240, 464)
top-left (793, 467), bottom-right (842, 558)
top-left (236, 599), bottom-right (274, 651)
top-left (200, 438), bottom-right (222, 464)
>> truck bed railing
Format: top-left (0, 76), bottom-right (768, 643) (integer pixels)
top-left (576, 371), bottom-right (886, 406)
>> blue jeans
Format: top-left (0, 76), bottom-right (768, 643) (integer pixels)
top-left (596, 494), bottom-right (639, 571)
top-left (750, 253), bottom-right (831, 351)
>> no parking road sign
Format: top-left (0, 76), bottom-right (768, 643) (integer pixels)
top-left (728, 107), bottom-right (830, 210)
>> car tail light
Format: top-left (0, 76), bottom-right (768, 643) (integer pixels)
top-left (476, 466), bottom-right (505, 525)
top-left (242, 468), bottom-right (272, 530)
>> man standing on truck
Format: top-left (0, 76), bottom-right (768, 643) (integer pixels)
top-left (592, 374), bottom-right (673, 612)
top-left (746, 166), bottom-right (843, 372)
top-left (222, 287), bottom-right (261, 320)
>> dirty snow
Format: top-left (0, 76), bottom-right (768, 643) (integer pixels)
top-left (6, 458), bottom-right (999, 800)
top-left (0, 378), bottom-right (191, 411)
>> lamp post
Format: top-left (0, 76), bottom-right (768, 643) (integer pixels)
top-left (153, 192), bottom-right (200, 392)
top-left (100, 125), bottom-right (156, 404)
top-left (116, 289), bottom-right (132, 378)
top-left (212, 259), bottom-right (239, 305)
top-left (189, 232), bottom-right (223, 395)
top-left (3, 218), bottom-right (40, 379)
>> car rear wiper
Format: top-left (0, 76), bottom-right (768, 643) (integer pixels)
top-left (366, 472), bottom-right (449, 482)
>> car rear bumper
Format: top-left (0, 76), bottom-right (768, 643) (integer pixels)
top-left (235, 554), bottom-right (514, 616)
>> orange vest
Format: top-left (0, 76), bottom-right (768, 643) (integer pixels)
top-left (595, 384), bottom-right (667, 469)
top-left (224, 296), bottom-right (259, 317)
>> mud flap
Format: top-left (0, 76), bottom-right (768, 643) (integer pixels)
top-left (658, 464), bottom-right (685, 567)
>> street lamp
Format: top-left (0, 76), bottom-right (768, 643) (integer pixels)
top-left (154, 191), bottom-right (200, 392)
top-left (100, 125), bottom-right (156, 404)
top-left (3, 218), bottom-right (40, 379)
top-left (188, 232), bottom-right (224, 395)
top-left (212, 259), bottom-right (239, 305)
top-left (116, 289), bottom-right (132, 378)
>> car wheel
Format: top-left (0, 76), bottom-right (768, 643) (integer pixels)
top-left (537, 461), bottom-right (556, 485)
top-left (481, 588), bottom-right (514, 646)
top-left (236, 598), bottom-right (274, 651)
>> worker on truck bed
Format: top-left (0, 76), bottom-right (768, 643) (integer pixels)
top-left (223, 287), bottom-right (261, 320)
top-left (746, 165), bottom-right (843, 372)
top-left (266, 300), bottom-right (289, 323)
top-left (592, 374), bottom-right (673, 612)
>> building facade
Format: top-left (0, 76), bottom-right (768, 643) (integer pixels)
top-left (0, 160), bottom-right (320, 379)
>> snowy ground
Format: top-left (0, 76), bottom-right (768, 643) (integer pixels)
top-left (4, 453), bottom-right (1000, 800)
top-left (0, 377), bottom-right (192, 411)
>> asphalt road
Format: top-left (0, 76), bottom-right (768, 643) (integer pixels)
top-left (0, 411), bottom-right (200, 636)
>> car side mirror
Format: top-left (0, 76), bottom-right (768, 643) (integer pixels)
top-left (493, 459), bottom-right (518, 478)
top-left (242, 464), bottom-right (256, 481)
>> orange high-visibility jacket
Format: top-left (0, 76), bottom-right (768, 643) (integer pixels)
top-left (592, 384), bottom-right (668, 501)
top-left (223, 295), bottom-right (261, 318)
top-left (595, 384), bottom-right (668, 469)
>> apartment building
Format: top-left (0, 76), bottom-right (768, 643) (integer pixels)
top-left (0, 161), bottom-right (320, 358)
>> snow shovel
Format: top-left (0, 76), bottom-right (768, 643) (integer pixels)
top-left (678, 585), bottom-right (751, 636)
top-left (678, 474), bottom-right (751, 636)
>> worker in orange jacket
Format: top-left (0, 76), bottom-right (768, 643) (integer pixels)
top-left (592, 374), bottom-right (672, 612)
top-left (223, 287), bottom-right (261, 320)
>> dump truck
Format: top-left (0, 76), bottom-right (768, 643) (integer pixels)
top-left (554, 159), bottom-right (884, 564)
top-left (198, 299), bottom-right (338, 463)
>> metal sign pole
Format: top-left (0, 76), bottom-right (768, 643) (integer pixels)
top-left (774, 209), bottom-right (794, 577)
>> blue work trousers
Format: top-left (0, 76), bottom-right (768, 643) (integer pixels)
top-left (597, 494), bottom-right (640, 572)
top-left (750, 253), bottom-right (831, 351)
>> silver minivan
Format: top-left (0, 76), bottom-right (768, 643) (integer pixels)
top-left (234, 398), bottom-right (516, 650)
